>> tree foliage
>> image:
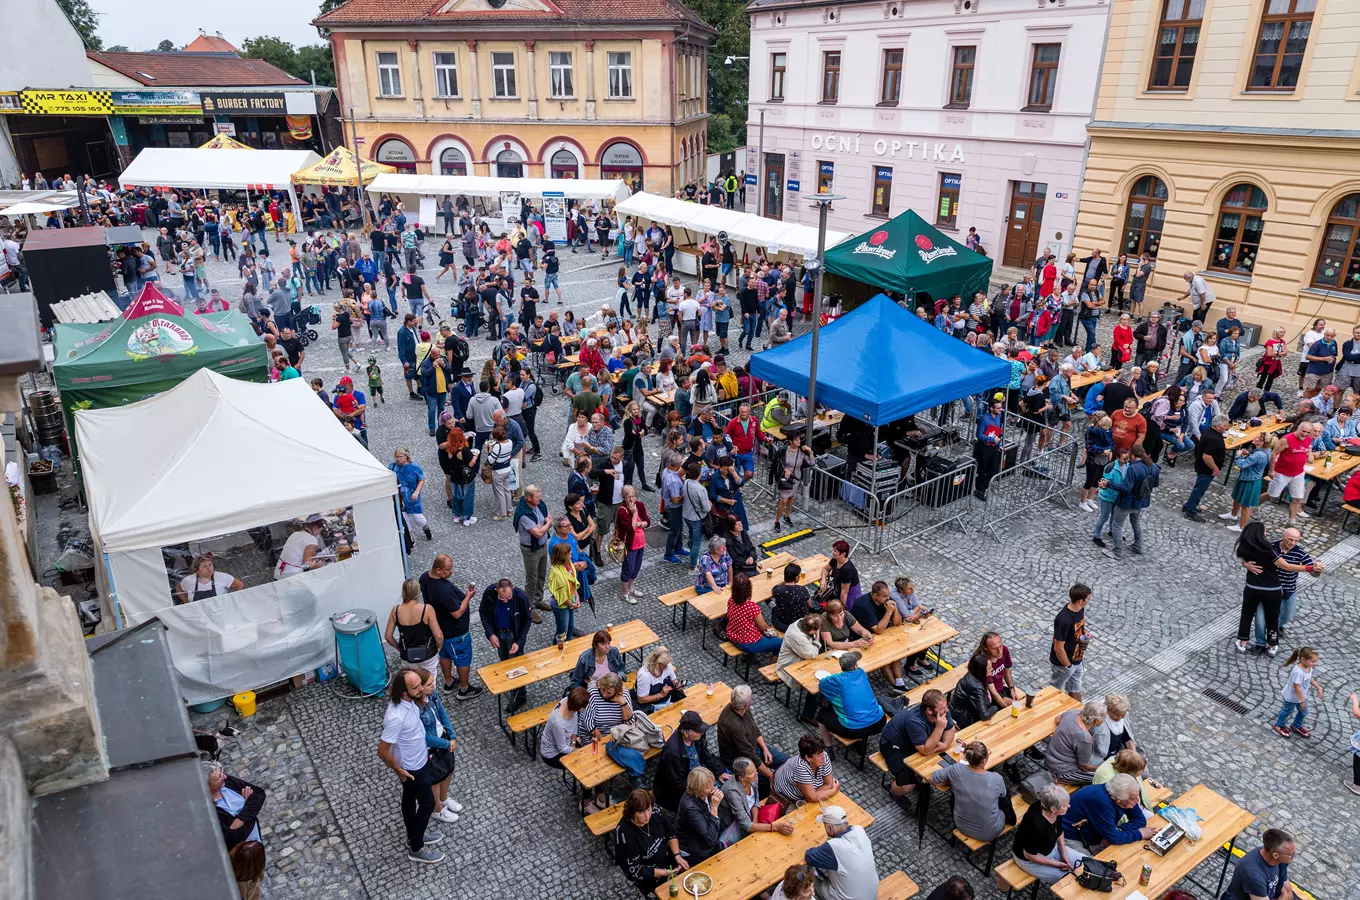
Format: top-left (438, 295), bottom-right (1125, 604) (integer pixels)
top-left (154, 39), bottom-right (177, 52)
top-left (57, 0), bottom-right (102, 50)
top-left (106, 44), bottom-right (129, 53)
top-left (240, 35), bottom-right (336, 87)
top-left (686, 0), bottom-right (749, 154)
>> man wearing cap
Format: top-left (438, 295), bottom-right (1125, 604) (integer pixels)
top-left (653, 709), bottom-right (728, 813)
top-left (804, 803), bottom-right (880, 900)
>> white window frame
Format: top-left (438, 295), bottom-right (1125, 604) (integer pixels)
top-left (491, 51), bottom-right (517, 98)
top-left (549, 51), bottom-right (574, 98)
top-left (433, 51), bottom-right (458, 98)
top-left (608, 51), bottom-right (633, 98)
top-left (375, 51), bottom-right (402, 97)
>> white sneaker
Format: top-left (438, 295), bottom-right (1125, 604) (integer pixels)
top-left (1226, 524), bottom-right (1242, 532)
top-left (1297, 511), bottom-right (1311, 519)
top-left (444, 798), bottom-right (464, 813)
top-left (623, 594), bottom-right (638, 605)
top-left (431, 808), bottom-right (459, 824)
top-left (463, 516), bottom-right (477, 526)
top-left (631, 588), bottom-right (645, 599)
top-left (1218, 512), bottom-right (1237, 520)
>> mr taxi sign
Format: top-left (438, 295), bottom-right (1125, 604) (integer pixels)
top-left (20, 90), bottom-right (114, 115)
top-left (852, 230), bottom-right (958, 265)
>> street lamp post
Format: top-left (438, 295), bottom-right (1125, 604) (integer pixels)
top-left (756, 108), bottom-right (766, 218)
top-left (347, 105), bottom-right (369, 228)
top-left (803, 193), bottom-right (844, 431)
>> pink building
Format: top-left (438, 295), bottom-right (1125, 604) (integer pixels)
top-left (745, 0), bottom-right (1110, 270)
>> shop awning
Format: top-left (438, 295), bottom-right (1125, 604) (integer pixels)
top-left (118, 148), bottom-right (321, 191)
top-left (748, 293), bottom-right (1012, 425)
top-left (615, 192), bottom-right (850, 258)
top-left (291, 146), bottom-right (394, 187)
top-left (823, 209), bottom-right (993, 300)
top-left (366, 173), bottom-right (631, 203)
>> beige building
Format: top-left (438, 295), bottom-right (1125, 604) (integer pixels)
top-left (315, 0), bottom-right (714, 194)
top-left (1074, 0), bottom-right (1360, 337)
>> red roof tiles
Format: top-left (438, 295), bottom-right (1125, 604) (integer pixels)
top-left (314, 0), bottom-right (712, 30)
top-left (86, 51), bottom-right (308, 88)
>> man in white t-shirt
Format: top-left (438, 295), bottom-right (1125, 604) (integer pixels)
top-left (678, 289), bottom-right (701, 350)
top-left (378, 668), bottom-right (446, 864)
top-left (1176, 271), bottom-right (1215, 324)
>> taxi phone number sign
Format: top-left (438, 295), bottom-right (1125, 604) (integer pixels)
top-left (20, 90), bottom-right (113, 115)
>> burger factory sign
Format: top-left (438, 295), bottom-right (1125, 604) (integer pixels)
top-left (809, 133), bottom-right (965, 163)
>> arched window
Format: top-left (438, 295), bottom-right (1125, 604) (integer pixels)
top-left (1122, 175), bottom-right (1168, 258)
top-left (1209, 183), bottom-right (1268, 275)
top-left (1312, 193), bottom-right (1360, 293)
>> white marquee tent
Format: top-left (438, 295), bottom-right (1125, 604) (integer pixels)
top-left (614, 192), bottom-right (850, 258)
top-left (76, 368), bottom-right (402, 703)
top-left (366, 173), bottom-right (630, 203)
top-left (118, 148), bottom-right (322, 233)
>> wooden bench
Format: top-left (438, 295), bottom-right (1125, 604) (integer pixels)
top-left (877, 870), bottom-right (920, 900)
top-left (718, 632), bottom-right (783, 683)
top-left (993, 859), bottom-right (1038, 899)
top-left (902, 663), bottom-right (968, 706)
top-left (506, 673), bottom-right (636, 754)
top-left (868, 751), bottom-right (891, 789)
top-left (584, 802), bottom-right (624, 837)
top-left (954, 795), bottom-right (1033, 874)
top-left (1342, 502), bottom-right (1360, 531)
top-left (659, 585), bottom-right (700, 629)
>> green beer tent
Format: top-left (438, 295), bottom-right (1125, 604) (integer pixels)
top-left (823, 209), bottom-right (993, 301)
top-left (54, 283), bottom-right (268, 435)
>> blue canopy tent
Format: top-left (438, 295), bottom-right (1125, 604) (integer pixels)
top-left (748, 293), bottom-right (1011, 426)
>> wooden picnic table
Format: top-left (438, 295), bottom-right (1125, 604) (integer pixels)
top-left (1051, 783), bottom-right (1253, 900)
top-left (1070, 368), bottom-right (1116, 391)
top-left (563, 682), bottom-right (733, 793)
top-left (1222, 415), bottom-right (1292, 482)
top-left (907, 686), bottom-right (1082, 783)
top-left (476, 619), bottom-right (658, 732)
top-left (653, 791), bottom-right (875, 900)
top-left (688, 554), bottom-right (829, 647)
top-left (766, 411), bottom-right (845, 441)
top-left (1303, 449), bottom-right (1360, 512)
top-left (785, 616), bottom-right (960, 696)
top-left (658, 551), bottom-right (798, 630)
top-left (645, 389), bottom-right (675, 407)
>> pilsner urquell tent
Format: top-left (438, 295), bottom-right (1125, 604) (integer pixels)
top-left (748, 293), bottom-right (1012, 425)
top-left (823, 209), bottom-right (993, 301)
top-left (53, 283), bottom-right (268, 434)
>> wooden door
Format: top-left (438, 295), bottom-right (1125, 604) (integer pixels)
top-left (1003, 181), bottom-right (1047, 268)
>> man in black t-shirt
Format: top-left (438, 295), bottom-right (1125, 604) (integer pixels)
top-left (370, 227), bottom-right (387, 257)
top-left (1182, 414), bottom-right (1227, 522)
top-left (403, 265), bottom-right (429, 319)
top-left (519, 276), bottom-right (539, 328)
top-left (1049, 583), bottom-right (1089, 700)
top-left (278, 327), bottom-right (305, 371)
top-left (420, 554), bottom-right (483, 698)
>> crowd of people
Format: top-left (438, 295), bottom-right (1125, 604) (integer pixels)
top-left (61, 181), bottom-right (1336, 899)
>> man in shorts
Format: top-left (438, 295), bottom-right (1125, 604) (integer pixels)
top-left (1267, 422), bottom-right (1321, 527)
top-left (420, 555), bottom-right (483, 699)
top-left (1050, 583), bottom-right (1089, 700)
top-left (878, 689), bottom-right (955, 813)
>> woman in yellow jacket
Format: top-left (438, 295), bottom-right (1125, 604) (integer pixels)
top-left (547, 541), bottom-right (580, 644)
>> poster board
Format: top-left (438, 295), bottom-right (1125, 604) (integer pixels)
top-left (543, 191), bottom-right (567, 243)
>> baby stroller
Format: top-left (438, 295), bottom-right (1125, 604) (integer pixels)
top-left (296, 304), bottom-right (322, 346)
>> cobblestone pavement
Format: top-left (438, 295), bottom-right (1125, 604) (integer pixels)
top-left (114, 230), bottom-right (1360, 899)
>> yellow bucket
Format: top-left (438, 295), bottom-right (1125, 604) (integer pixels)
top-left (232, 691), bottom-right (257, 717)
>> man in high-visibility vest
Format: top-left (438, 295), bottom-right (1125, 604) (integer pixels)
top-left (724, 172), bottom-right (738, 209)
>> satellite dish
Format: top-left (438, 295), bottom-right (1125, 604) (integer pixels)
top-left (487, 0), bottom-right (508, 7)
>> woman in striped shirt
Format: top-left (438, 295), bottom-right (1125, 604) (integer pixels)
top-left (578, 673), bottom-right (643, 813)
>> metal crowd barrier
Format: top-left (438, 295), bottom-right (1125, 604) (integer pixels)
top-left (978, 423), bottom-right (1080, 542)
top-left (873, 460), bottom-right (977, 562)
top-left (789, 461), bottom-right (882, 556)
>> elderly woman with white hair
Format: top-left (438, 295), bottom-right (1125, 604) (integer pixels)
top-left (1062, 773), bottom-right (1157, 852)
top-left (718, 757), bottom-right (796, 846)
top-left (1044, 700), bottom-right (1107, 785)
top-left (1013, 782), bottom-right (1087, 884)
top-left (1092, 693), bottom-right (1138, 759)
top-left (675, 766), bottom-right (724, 863)
top-left (634, 646), bottom-right (681, 712)
top-left (205, 760), bottom-right (267, 851)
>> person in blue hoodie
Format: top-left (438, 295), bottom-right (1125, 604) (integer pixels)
top-left (1107, 444), bottom-right (1158, 560)
top-left (1061, 775), bottom-right (1155, 853)
top-left (815, 652), bottom-right (886, 751)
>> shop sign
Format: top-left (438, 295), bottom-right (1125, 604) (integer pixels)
top-left (600, 142), bottom-right (643, 168)
top-left (214, 122), bottom-right (237, 136)
top-left (0, 92), bottom-right (20, 111)
top-left (19, 89), bottom-right (114, 115)
top-left (809, 132), bottom-right (965, 163)
top-left (202, 92), bottom-right (286, 114)
top-left (112, 90), bottom-right (203, 116)
top-left (786, 179), bottom-right (800, 192)
top-left (138, 116), bottom-right (203, 124)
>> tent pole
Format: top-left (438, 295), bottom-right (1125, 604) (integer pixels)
top-left (804, 197), bottom-right (832, 445)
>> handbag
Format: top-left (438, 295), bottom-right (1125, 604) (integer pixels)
top-left (1018, 769), bottom-right (1055, 805)
top-left (422, 747), bottom-right (455, 785)
top-left (607, 535), bottom-right (627, 564)
top-left (608, 712), bottom-right (669, 752)
top-left (399, 633), bottom-right (437, 664)
top-left (1073, 858), bottom-right (1122, 893)
top-left (755, 800), bottom-right (782, 825)
top-left (480, 461), bottom-right (493, 484)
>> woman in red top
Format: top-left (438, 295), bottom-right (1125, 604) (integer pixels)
top-left (613, 485), bottom-right (651, 602)
top-left (1256, 326), bottom-right (1288, 393)
top-left (1040, 258), bottom-right (1058, 299)
top-left (1111, 313), bottom-right (1135, 368)
top-left (725, 573), bottom-right (782, 655)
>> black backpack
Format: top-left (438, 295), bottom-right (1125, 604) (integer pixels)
top-left (1131, 464), bottom-right (1159, 504)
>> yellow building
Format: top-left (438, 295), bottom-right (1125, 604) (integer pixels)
top-left (1074, 0), bottom-right (1360, 337)
top-left (314, 0), bottom-right (714, 195)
